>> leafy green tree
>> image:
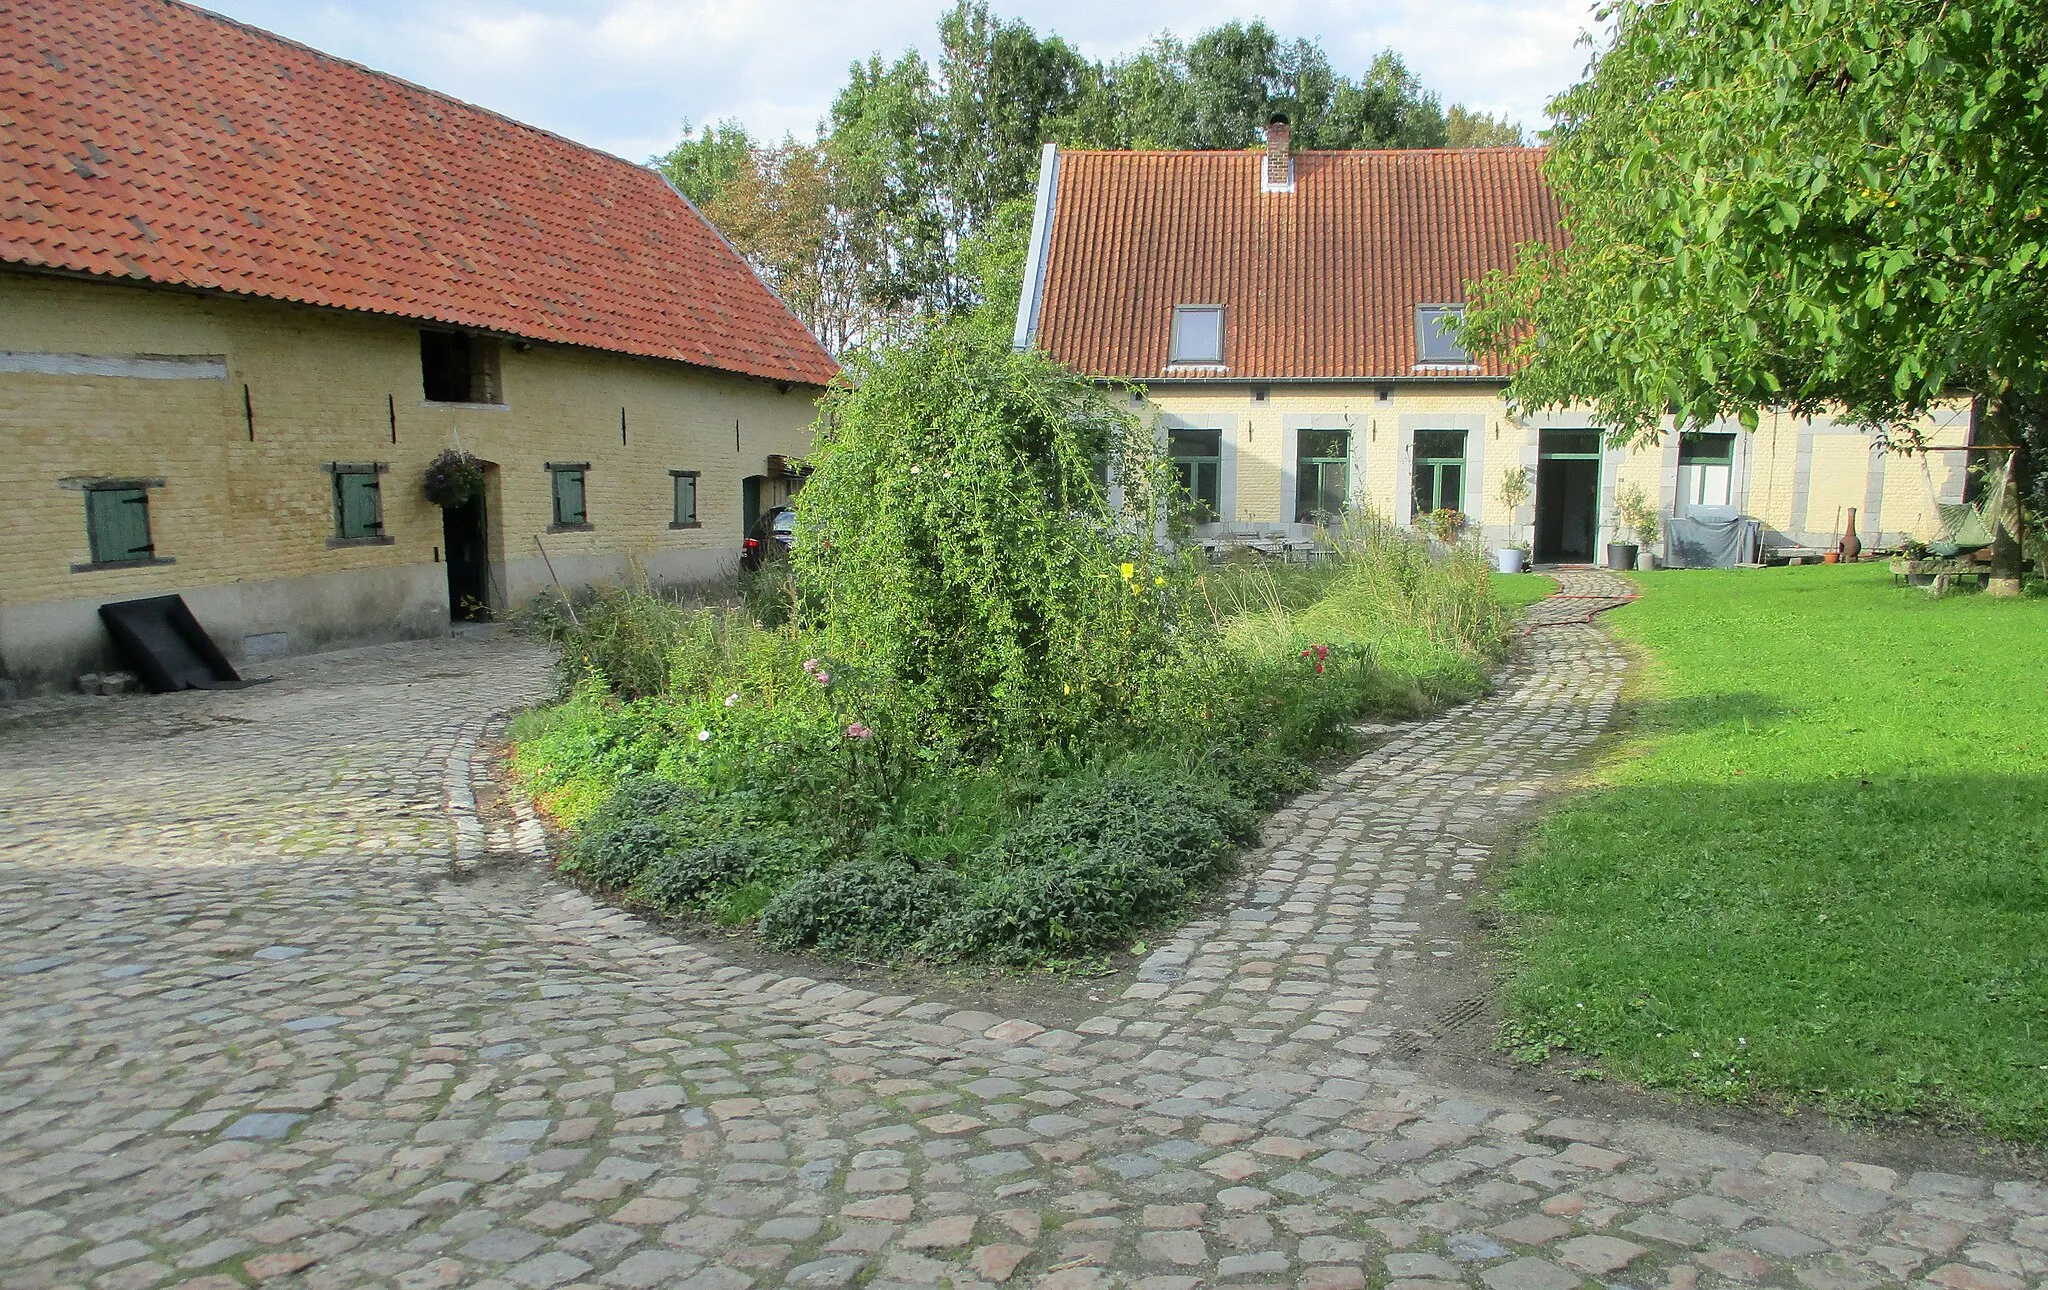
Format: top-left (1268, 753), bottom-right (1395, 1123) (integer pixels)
top-left (792, 326), bottom-right (1176, 751)
top-left (1318, 51), bottom-right (1449, 149)
top-left (1462, 0), bottom-right (2047, 592)
top-left (652, 118), bottom-right (754, 206)
top-left (1444, 105), bottom-right (1524, 148)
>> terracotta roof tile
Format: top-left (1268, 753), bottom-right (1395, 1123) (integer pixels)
top-left (1032, 148), bottom-right (1558, 382)
top-left (0, 0), bottom-right (836, 388)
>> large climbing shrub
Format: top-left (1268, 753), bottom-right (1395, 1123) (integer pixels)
top-left (793, 328), bottom-right (1181, 752)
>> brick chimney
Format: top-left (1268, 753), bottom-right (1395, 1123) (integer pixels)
top-left (1263, 115), bottom-right (1293, 191)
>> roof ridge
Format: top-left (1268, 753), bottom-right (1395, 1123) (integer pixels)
top-left (178, 0), bottom-right (653, 173)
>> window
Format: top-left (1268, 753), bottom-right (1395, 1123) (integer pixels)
top-left (1169, 306), bottom-right (1224, 365)
top-left (420, 329), bottom-right (503, 404)
top-left (1415, 305), bottom-right (1471, 364)
top-left (671, 470), bottom-right (700, 528)
top-left (1168, 429), bottom-right (1223, 522)
top-left (549, 464), bottom-right (589, 528)
top-left (84, 485), bottom-right (155, 565)
top-left (1411, 430), bottom-right (1468, 518)
top-left (1677, 433), bottom-right (1736, 512)
top-left (1295, 429), bottom-right (1351, 523)
top-left (331, 465), bottom-right (386, 543)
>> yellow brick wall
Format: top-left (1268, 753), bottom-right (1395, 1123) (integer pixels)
top-left (1138, 381), bottom-right (1972, 552)
top-left (0, 270), bottom-right (821, 688)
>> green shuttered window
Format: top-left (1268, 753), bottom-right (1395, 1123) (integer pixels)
top-left (86, 487), bottom-right (154, 564)
top-left (672, 471), bottom-right (699, 527)
top-left (333, 468), bottom-right (384, 541)
top-left (551, 467), bottom-right (588, 527)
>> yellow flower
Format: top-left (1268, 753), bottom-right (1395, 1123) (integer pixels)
top-left (1119, 562), bottom-right (1135, 580)
top-left (1154, 575), bottom-right (1167, 586)
top-left (1063, 683), bottom-right (1071, 695)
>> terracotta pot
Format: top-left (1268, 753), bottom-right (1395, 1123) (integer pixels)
top-left (1823, 551), bottom-right (1840, 564)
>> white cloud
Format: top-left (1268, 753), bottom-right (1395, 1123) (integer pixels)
top-left (209, 0), bottom-right (1603, 159)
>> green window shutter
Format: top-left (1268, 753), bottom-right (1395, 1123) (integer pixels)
top-left (335, 471), bottom-right (383, 540)
top-left (554, 470), bottom-right (586, 525)
top-left (674, 474), bottom-right (697, 525)
top-left (87, 488), bottom-right (153, 563)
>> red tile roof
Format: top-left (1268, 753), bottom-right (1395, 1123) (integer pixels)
top-left (1027, 148), bottom-right (1559, 382)
top-left (0, 0), bottom-right (837, 388)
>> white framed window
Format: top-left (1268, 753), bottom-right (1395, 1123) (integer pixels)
top-left (1169, 306), bottom-right (1224, 365)
top-left (1677, 433), bottom-right (1735, 512)
top-left (1415, 305), bottom-right (1471, 364)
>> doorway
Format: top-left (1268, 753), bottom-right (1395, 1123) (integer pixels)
top-left (443, 489), bottom-right (490, 621)
top-left (1535, 429), bottom-right (1602, 563)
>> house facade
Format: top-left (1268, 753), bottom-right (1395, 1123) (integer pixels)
top-left (0, 0), bottom-right (835, 694)
top-left (1012, 127), bottom-right (1970, 560)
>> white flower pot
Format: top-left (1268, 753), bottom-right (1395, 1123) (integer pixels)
top-left (1495, 548), bottom-right (1526, 574)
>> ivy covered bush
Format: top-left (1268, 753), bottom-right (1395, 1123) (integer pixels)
top-left (510, 322), bottom-right (1517, 967)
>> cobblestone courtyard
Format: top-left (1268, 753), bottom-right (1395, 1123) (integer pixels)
top-left (3, 572), bottom-right (2043, 1290)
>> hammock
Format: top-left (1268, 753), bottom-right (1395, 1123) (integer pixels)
top-left (1929, 503), bottom-right (1994, 557)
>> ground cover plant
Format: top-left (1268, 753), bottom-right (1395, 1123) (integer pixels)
top-left (511, 325), bottom-right (1528, 968)
top-left (1497, 565), bottom-right (2048, 1140)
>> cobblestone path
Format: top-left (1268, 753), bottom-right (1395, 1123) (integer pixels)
top-left (4, 575), bottom-right (2043, 1290)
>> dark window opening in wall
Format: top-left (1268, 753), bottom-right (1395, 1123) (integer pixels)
top-left (1296, 429), bottom-right (1351, 523)
top-left (1168, 428), bottom-right (1223, 522)
top-left (421, 329), bottom-right (503, 404)
top-left (84, 484), bottom-right (156, 565)
top-left (671, 470), bottom-right (700, 528)
top-left (1415, 305), bottom-right (1471, 364)
top-left (330, 464), bottom-right (389, 543)
top-left (549, 464), bottom-right (590, 529)
top-left (1412, 430), bottom-right (1469, 517)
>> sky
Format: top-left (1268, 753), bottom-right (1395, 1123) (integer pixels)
top-left (202, 0), bottom-right (1605, 164)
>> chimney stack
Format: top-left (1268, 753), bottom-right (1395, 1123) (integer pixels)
top-left (1263, 115), bottom-right (1293, 191)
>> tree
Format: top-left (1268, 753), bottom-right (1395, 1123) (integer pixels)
top-left (1462, 0), bottom-right (2048, 592)
top-left (652, 118), bottom-right (753, 206)
top-left (1444, 105), bottom-right (1523, 148)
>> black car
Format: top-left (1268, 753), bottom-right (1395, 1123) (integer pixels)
top-left (741, 506), bottom-right (796, 570)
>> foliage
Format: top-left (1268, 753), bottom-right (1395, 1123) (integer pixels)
top-left (1498, 566), bottom-right (2048, 1140)
top-left (1497, 465), bottom-right (1531, 513)
top-left (759, 859), bottom-right (966, 959)
top-left (1458, 0), bottom-right (2047, 584)
top-left (512, 487), bottom-right (1532, 970)
top-left (664, 3), bottom-right (1521, 347)
top-left (655, 118), bottom-right (754, 206)
top-left (1614, 483), bottom-right (1660, 548)
top-left (793, 326), bottom-right (1177, 751)
top-left (560, 775), bottom-right (697, 888)
top-left (421, 449), bottom-right (484, 509)
top-left (1420, 508), bottom-right (1467, 544)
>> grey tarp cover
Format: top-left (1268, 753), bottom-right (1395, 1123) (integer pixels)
top-left (1666, 515), bottom-right (1761, 568)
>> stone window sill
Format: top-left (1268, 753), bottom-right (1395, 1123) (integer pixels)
top-left (547, 522), bottom-right (594, 533)
top-left (328, 535), bottom-right (396, 548)
top-left (72, 556), bottom-right (176, 573)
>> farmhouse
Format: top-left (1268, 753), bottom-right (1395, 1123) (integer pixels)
top-left (1013, 122), bottom-right (1970, 563)
top-left (0, 0), bottom-right (834, 694)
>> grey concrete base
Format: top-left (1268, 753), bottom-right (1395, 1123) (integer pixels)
top-left (0, 547), bottom-right (741, 695)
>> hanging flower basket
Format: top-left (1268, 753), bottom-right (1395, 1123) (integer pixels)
top-left (423, 449), bottom-right (484, 508)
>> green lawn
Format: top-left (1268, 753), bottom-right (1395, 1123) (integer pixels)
top-left (1498, 564), bottom-right (2048, 1139)
top-left (1490, 571), bottom-right (1559, 611)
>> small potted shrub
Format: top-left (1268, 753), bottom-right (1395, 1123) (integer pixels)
top-left (1495, 465), bottom-right (1531, 572)
top-left (1422, 507), bottom-right (1467, 545)
top-left (1610, 483), bottom-right (1658, 570)
top-left (423, 449), bottom-right (485, 508)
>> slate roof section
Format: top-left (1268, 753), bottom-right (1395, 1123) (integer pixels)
top-left (0, 0), bottom-right (837, 388)
top-left (1027, 148), bottom-right (1559, 382)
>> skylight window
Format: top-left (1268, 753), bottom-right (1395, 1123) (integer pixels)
top-left (1169, 306), bottom-right (1224, 365)
top-left (1415, 305), bottom-right (1471, 364)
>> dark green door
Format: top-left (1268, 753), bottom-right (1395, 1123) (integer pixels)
top-left (742, 475), bottom-right (763, 540)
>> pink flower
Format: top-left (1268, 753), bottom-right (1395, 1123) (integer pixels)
top-left (802, 658), bottom-right (821, 674)
top-left (813, 671), bottom-right (832, 686)
top-left (846, 722), bottom-right (874, 739)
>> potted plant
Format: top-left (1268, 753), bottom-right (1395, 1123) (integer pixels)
top-left (1496, 464), bottom-right (1531, 572)
top-left (1611, 483), bottom-right (1658, 571)
top-left (1422, 507), bottom-right (1467, 545)
top-left (423, 449), bottom-right (485, 508)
